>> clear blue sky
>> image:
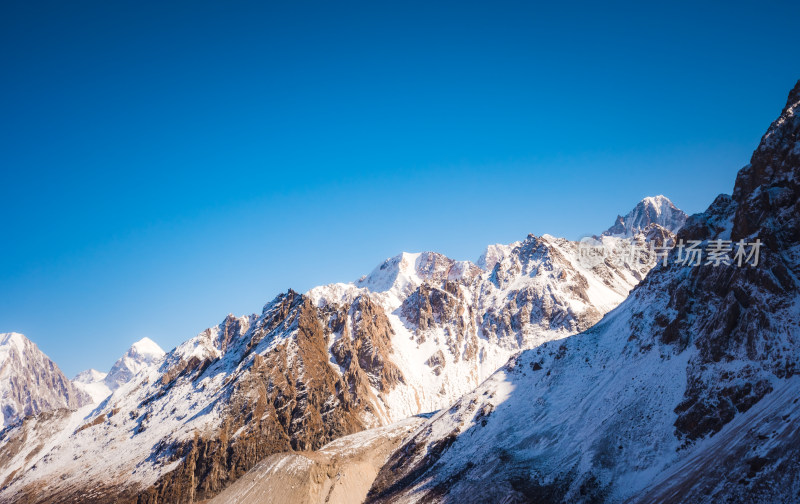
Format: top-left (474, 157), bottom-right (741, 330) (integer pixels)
top-left (1, 0), bottom-right (797, 376)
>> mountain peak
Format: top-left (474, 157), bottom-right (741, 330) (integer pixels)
top-left (129, 337), bottom-right (165, 357)
top-left (730, 79), bottom-right (800, 243)
top-left (602, 195), bottom-right (687, 237)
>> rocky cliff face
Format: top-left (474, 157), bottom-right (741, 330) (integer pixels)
top-left (0, 333), bottom-right (89, 428)
top-left (365, 81), bottom-right (800, 504)
top-left (0, 196), bottom-right (681, 503)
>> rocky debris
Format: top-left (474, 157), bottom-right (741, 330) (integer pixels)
top-left (207, 417), bottom-right (424, 504)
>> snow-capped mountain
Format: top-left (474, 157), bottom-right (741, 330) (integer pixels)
top-left (603, 194), bottom-right (688, 238)
top-left (0, 333), bottom-right (89, 428)
top-left (71, 338), bottom-right (166, 405)
top-left (0, 196), bottom-right (677, 502)
top-left (365, 80), bottom-right (800, 504)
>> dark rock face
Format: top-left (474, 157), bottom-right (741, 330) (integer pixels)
top-left (732, 80), bottom-right (800, 257)
top-left (661, 81), bottom-right (800, 443)
top-left (330, 295), bottom-right (405, 394)
top-left (401, 283), bottom-right (475, 358)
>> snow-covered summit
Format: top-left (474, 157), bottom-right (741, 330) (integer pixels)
top-left (129, 337), bottom-right (164, 357)
top-left (602, 194), bottom-right (687, 237)
top-left (103, 337), bottom-right (165, 391)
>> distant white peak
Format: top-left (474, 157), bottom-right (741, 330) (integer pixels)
top-left (129, 337), bottom-right (166, 358)
top-left (73, 368), bottom-right (107, 384)
top-left (641, 195), bottom-right (671, 212)
top-left (602, 195), bottom-right (687, 238)
top-left (104, 337), bottom-right (166, 390)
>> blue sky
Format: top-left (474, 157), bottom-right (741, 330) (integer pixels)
top-left (1, 0), bottom-right (798, 376)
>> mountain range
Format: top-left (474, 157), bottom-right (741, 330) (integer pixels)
top-left (0, 80), bottom-right (797, 504)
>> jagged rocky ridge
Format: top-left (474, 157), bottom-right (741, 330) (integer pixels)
top-left (0, 333), bottom-right (89, 428)
top-left (0, 197), bottom-right (678, 503)
top-left (602, 194), bottom-right (688, 238)
top-left (364, 81), bottom-right (800, 503)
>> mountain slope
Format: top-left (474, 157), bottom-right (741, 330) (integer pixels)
top-left (365, 80), bottom-right (800, 504)
top-left (0, 333), bottom-right (89, 428)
